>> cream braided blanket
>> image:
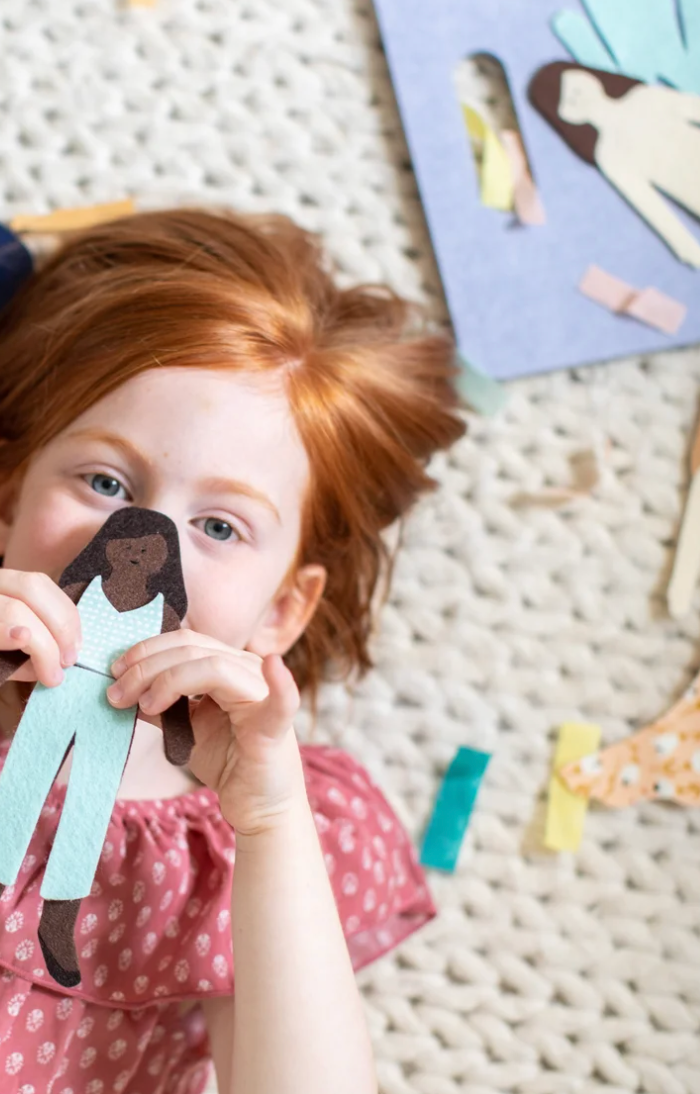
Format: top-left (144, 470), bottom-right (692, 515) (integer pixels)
top-left (2, 2), bottom-right (699, 1091)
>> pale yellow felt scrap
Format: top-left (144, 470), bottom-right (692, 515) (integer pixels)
top-left (544, 722), bottom-right (601, 852)
top-left (460, 105), bottom-right (514, 211)
top-left (10, 200), bottom-right (135, 234)
top-left (480, 123), bottom-right (514, 211)
top-left (462, 104), bottom-right (486, 144)
top-left (500, 129), bottom-right (546, 226)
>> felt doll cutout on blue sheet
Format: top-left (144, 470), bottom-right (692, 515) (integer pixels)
top-left (0, 507), bottom-right (194, 988)
top-left (371, 0), bottom-right (700, 379)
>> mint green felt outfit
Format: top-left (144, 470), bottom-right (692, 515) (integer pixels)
top-left (0, 576), bottom-right (164, 900)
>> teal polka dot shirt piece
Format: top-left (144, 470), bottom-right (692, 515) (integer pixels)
top-left (76, 575), bottom-right (165, 677)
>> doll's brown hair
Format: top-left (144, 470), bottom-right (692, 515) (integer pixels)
top-left (0, 208), bottom-right (465, 702)
top-left (59, 506), bottom-right (187, 619)
top-left (528, 61), bottom-right (640, 166)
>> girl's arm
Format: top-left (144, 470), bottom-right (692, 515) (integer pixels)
top-left (202, 730), bottom-right (378, 1094)
top-left (106, 642), bottom-right (377, 1093)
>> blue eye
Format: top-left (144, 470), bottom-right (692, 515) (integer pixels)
top-left (88, 473), bottom-right (125, 498)
top-left (202, 517), bottom-right (238, 542)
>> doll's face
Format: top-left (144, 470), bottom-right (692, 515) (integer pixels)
top-left (558, 69), bottom-right (605, 125)
top-left (106, 534), bottom-right (169, 579)
top-left (0, 367), bottom-right (325, 660)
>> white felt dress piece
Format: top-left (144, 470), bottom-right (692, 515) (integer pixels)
top-left (0, 575), bottom-right (164, 900)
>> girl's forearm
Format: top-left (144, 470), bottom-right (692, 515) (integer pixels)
top-left (226, 741), bottom-right (378, 1094)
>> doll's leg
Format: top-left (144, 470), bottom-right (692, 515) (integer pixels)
top-left (37, 898), bottom-right (82, 987)
top-left (41, 669), bottom-right (136, 901)
top-left (0, 676), bottom-right (76, 886)
top-left (38, 671), bottom-right (136, 987)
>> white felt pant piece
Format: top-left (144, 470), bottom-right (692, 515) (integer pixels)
top-left (0, 667), bottom-right (135, 901)
top-left (2, 2), bottom-right (700, 1092)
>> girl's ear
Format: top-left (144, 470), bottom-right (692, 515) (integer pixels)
top-left (247, 564), bottom-right (327, 659)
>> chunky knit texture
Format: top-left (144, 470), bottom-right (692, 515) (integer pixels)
top-left (2, 3), bottom-right (700, 1091)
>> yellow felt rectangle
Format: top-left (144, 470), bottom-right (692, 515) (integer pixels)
top-left (460, 105), bottom-right (514, 211)
top-left (544, 722), bottom-right (601, 852)
top-left (11, 200), bottom-right (135, 234)
top-left (480, 125), bottom-right (514, 211)
top-left (462, 104), bottom-right (486, 144)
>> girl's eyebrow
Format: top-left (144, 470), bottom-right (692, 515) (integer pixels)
top-left (63, 427), bottom-right (281, 523)
top-left (198, 475), bottom-right (281, 524)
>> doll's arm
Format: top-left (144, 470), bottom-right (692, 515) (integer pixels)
top-left (60, 582), bottom-right (88, 604)
top-left (0, 649), bottom-right (30, 689)
top-left (600, 157), bottom-right (700, 267)
top-left (157, 602), bottom-right (195, 766)
top-left (680, 92), bottom-right (700, 123)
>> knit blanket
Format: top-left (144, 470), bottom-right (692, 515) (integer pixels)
top-left (2, 2), bottom-right (699, 1091)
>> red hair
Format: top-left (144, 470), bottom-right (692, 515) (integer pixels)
top-left (0, 208), bottom-right (465, 701)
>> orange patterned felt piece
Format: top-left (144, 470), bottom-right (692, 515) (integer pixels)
top-left (558, 674), bottom-right (700, 807)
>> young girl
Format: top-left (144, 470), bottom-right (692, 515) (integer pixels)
top-left (0, 208), bottom-right (465, 1094)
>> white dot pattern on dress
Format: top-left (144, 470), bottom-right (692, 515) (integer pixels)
top-left (0, 741), bottom-right (432, 1092)
top-left (77, 577), bottom-right (165, 675)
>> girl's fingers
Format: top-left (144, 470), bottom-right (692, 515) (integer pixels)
top-left (146, 653), bottom-right (298, 740)
top-left (108, 650), bottom-right (269, 715)
top-left (110, 628), bottom-right (260, 677)
top-left (256, 654), bottom-right (300, 739)
top-left (0, 570), bottom-right (82, 669)
top-left (0, 599), bottom-right (68, 688)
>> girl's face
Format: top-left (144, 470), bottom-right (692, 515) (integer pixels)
top-left (0, 368), bottom-right (326, 658)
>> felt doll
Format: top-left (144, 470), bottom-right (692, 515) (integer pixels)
top-left (0, 506), bottom-right (194, 987)
top-left (528, 61), bottom-right (700, 267)
top-left (559, 671), bottom-right (700, 807)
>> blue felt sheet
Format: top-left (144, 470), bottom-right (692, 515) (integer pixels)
top-left (372, 0), bottom-right (700, 379)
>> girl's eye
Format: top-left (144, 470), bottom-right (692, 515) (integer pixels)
top-left (200, 517), bottom-right (241, 543)
top-left (87, 473), bottom-right (127, 499)
top-left (85, 475), bottom-right (241, 544)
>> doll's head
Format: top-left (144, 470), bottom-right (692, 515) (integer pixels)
top-left (528, 61), bottom-right (641, 166)
top-left (60, 507), bottom-right (187, 617)
top-left (0, 208), bottom-right (465, 703)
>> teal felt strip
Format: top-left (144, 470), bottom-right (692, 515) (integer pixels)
top-left (419, 746), bottom-right (491, 874)
top-left (456, 354), bottom-right (507, 416)
top-left (551, 10), bottom-right (618, 72)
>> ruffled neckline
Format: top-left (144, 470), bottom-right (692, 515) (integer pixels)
top-left (0, 733), bottom-right (221, 820)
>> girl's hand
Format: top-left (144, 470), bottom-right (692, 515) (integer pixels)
top-left (107, 631), bottom-right (307, 835)
top-left (0, 568), bottom-right (82, 687)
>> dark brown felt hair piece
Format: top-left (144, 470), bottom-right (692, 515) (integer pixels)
top-left (528, 61), bottom-right (642, 165)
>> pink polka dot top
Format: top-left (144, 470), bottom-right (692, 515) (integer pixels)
top-left (0, 736), bottom-right (436, 1093)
